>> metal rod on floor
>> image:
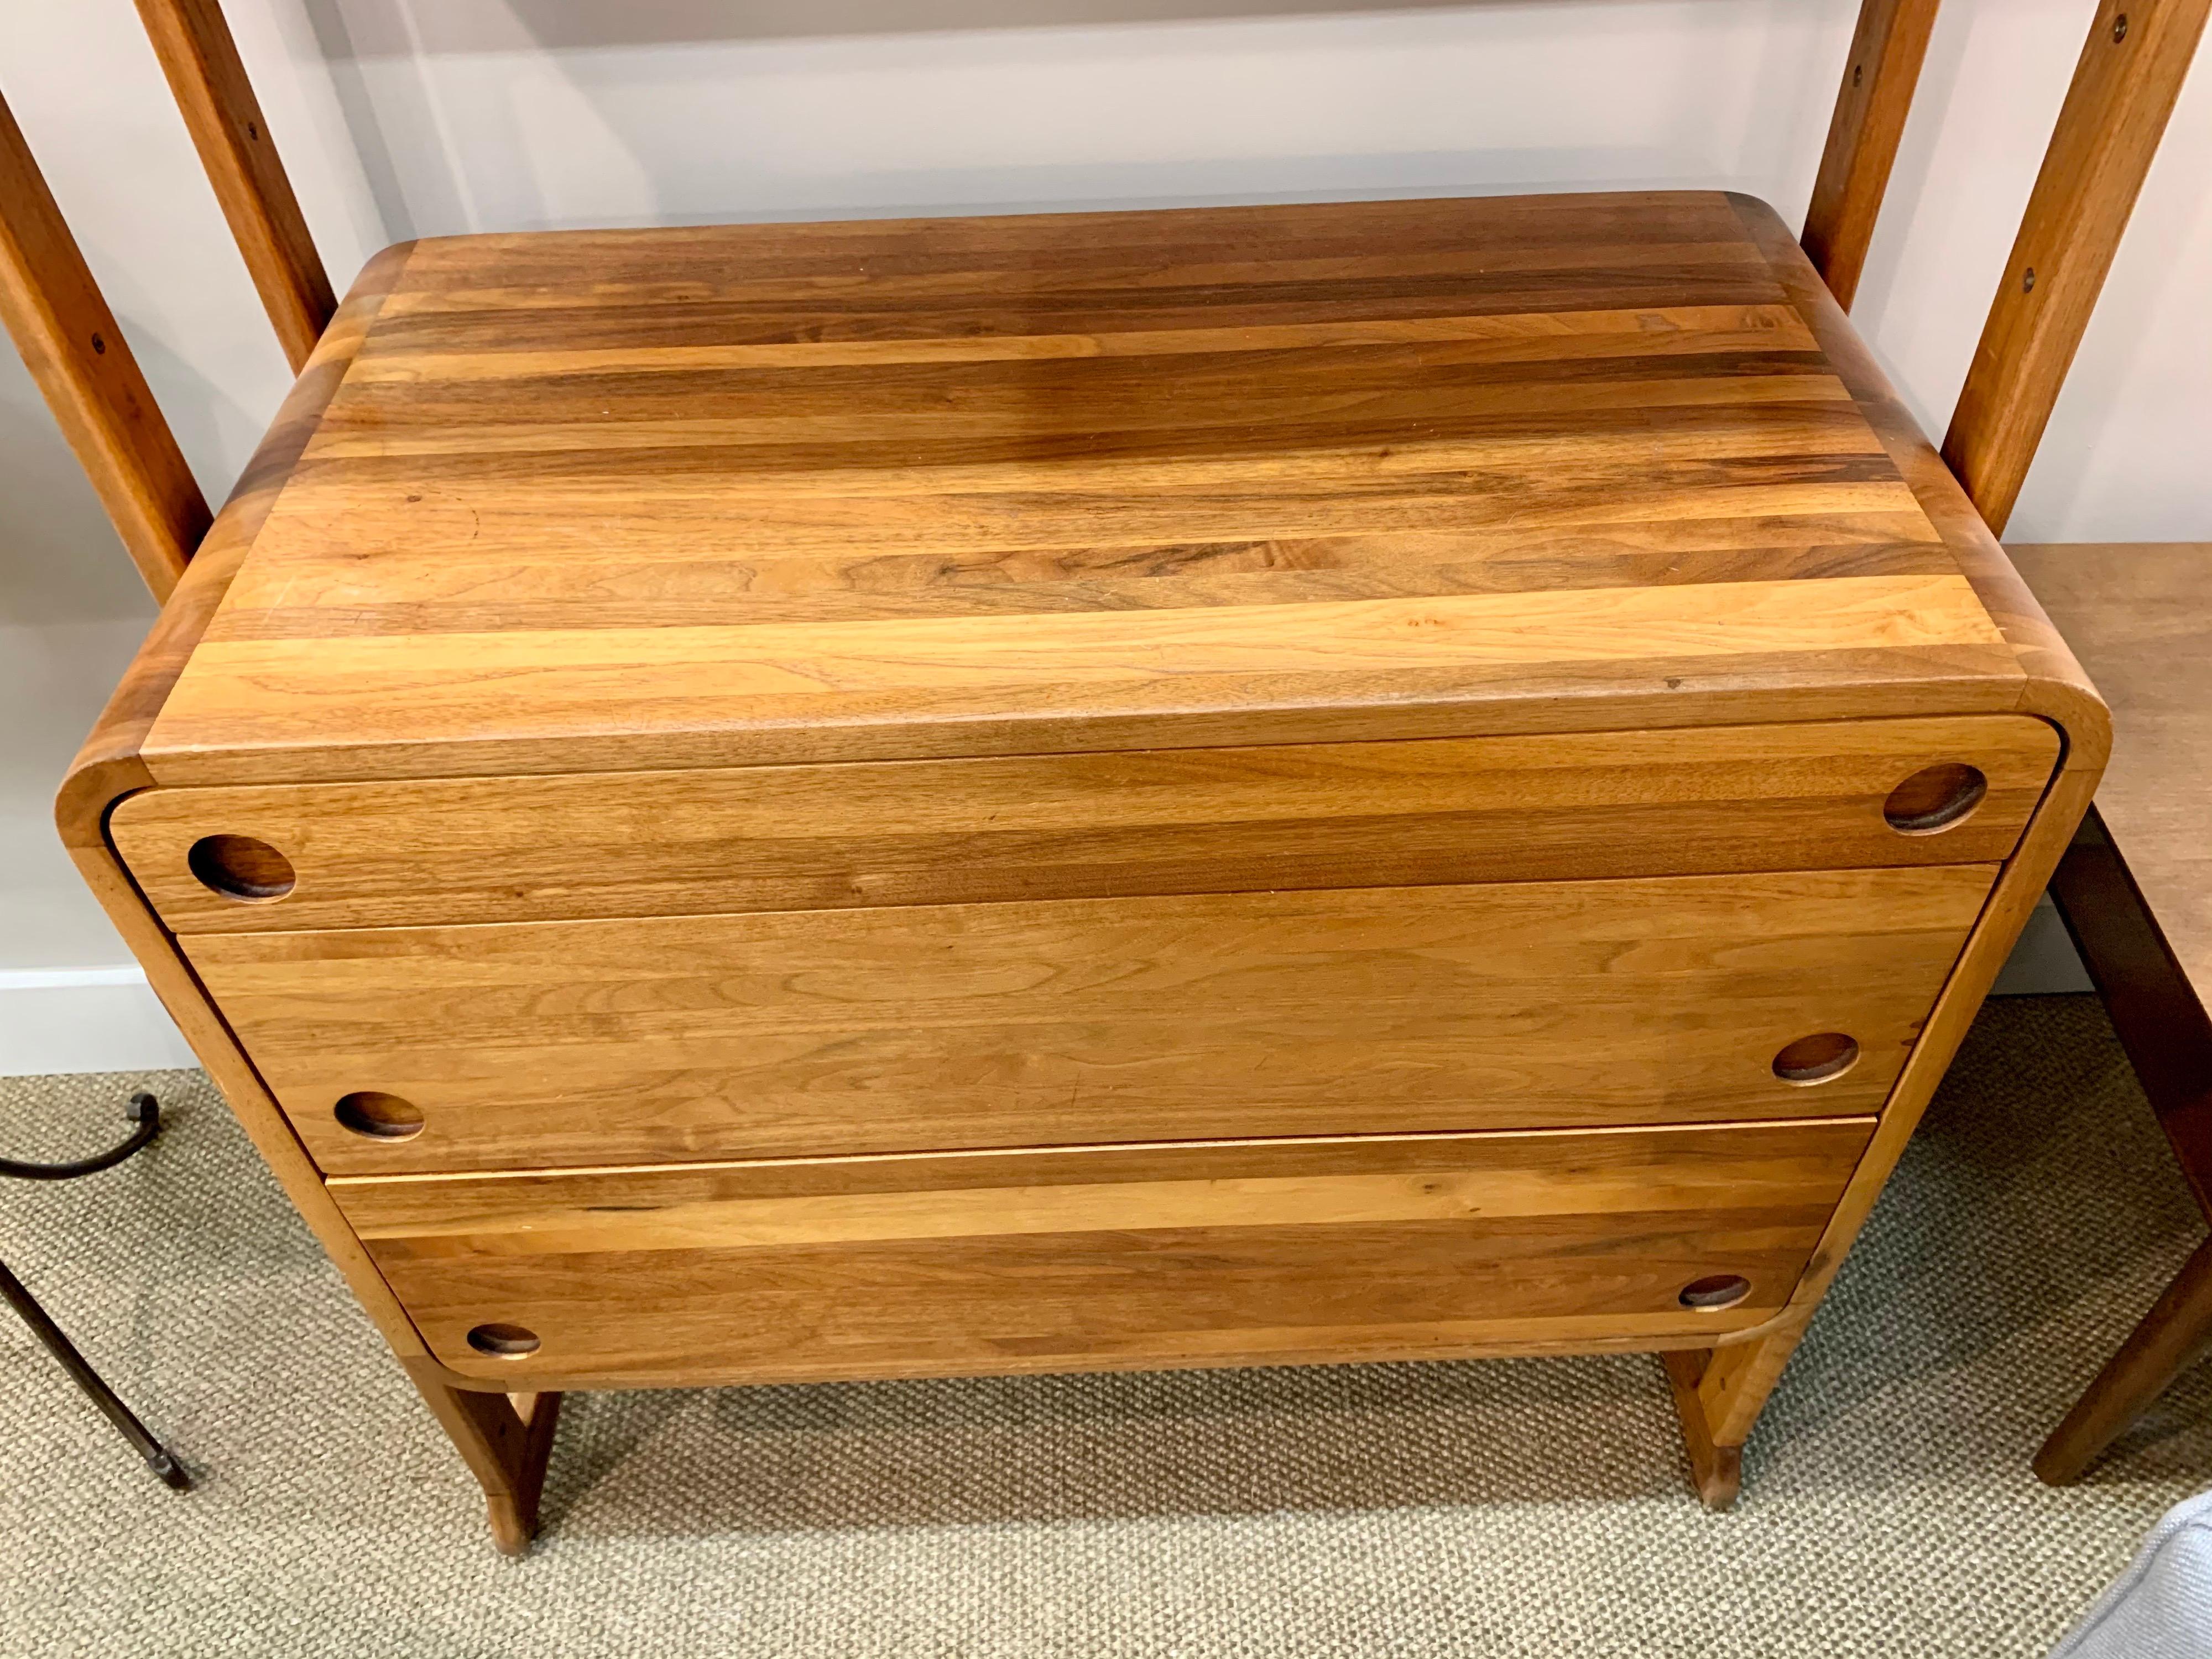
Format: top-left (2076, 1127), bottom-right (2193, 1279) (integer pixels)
top-left (0, 1254), bottom-right (190, 1489)
top-left (0, 1090), bottom-right (163, 1180)
top-left (1, 1090), bottom-right (190, 1489)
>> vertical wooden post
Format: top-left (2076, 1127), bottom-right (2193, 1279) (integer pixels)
top-left (134, 0), bottom-right (336, 373)
top-left (1802, 0), bottom-right (1945, 310)
top-left (1942, 0), bottom-right (2211, 534)
top-left (0, 86), bottom-right (208, 602)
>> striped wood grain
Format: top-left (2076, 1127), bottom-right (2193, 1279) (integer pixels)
top-left (332, 1117), bottom-right (1879, 1389)
top-left (110, 713), bottom-right (2057, 934)
top-left (184, 868), bottom-right (1994, 1175)
top-left (52, 191), bottom-right (2112, 1521)
top-left (125, 192), bottom-right (2032, 787)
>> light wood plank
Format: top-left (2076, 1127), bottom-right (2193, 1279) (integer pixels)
top-left (197, 515), bottom-right (1957, 640)
top-left (142, 573), bottom-right (2016, 784)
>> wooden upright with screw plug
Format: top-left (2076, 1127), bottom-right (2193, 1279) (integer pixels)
top-left (9, 0), bottom-right (2193, 1551)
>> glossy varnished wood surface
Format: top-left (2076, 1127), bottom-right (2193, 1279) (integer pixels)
top-left (112, 713), bottom-right (2055, 933)
top-left (1674, 200), bottom-right (2111, 1455)
top-left (49, 188), bottom-right (2113, 1516)
top-left (116, 191), bottom-right (2037, 786)
top-left (187, 868), bottom-right (1990, 1174)
top-left (2011, 544), bottom-right (2212, 998)
top-left (47, 249), bottom-right (446, 1366)
top-left (332, 1118), bottom-right (1877, 1388)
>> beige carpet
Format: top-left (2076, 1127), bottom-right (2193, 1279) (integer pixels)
top-left (3, 993), bottom-right (2209, 1658)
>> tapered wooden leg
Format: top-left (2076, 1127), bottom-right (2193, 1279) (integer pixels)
top-left (403, 1360), bottom-right (563, 1555)
top-left (1662, 1349), bottom-right (1742, 1510)
top-left (1661, 1317), bottom-right (1810, 1511)
top-left (2037, 1232), bottom-right (2212, 1486)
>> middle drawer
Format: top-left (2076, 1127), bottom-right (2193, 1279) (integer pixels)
top-left (185, 867), bottom-right (1994, 1175)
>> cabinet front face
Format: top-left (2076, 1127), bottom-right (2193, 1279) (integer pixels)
top-left (184, 867), bottom-right (1989, 1175)
top-left (64, 192), bottom-right (2089, 1505)
top-left (331, 1118), bottom-right (1877, 1388)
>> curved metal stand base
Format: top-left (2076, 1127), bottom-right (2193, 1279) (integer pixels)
top-left (2, 1092), bottom-right (192, 1489)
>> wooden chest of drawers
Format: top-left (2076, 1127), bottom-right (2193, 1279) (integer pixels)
top-left (61, 190), bottom-right (2106, 1550)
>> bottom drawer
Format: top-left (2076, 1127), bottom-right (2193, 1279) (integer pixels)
top-left (336, 1118), bottom-right (1875, 1388)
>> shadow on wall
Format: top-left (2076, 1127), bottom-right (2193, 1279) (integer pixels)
top-left (304, 0), bottom-right (1738, 54)
top-left (0, 355), bottom-right (153, 630)
top-left (296, 0), bottom-right (1843, 246)
top-left (0, 324), bottom-right (258, 630)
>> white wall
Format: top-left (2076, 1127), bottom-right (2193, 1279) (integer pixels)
top-left (4, 0), bottom-right (2197, 1068)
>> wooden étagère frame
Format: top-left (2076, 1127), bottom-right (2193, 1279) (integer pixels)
top-left (0, 0), bottom-right (2202, 1548)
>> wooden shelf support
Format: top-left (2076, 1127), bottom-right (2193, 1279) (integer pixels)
top-left (135, 0), bottom-right (336, 373)
top-left (1803, 0), bottom-right (1944, 310)
top-left (1943, 0), bottom-right (2212, 533)
top-left (0, 86), bottom-right (208, 601)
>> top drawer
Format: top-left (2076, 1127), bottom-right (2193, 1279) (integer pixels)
top-left (109, 714), bottom-right (2057, 934)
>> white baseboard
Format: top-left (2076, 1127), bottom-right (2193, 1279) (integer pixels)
top-left (0, 965), bottom-right (198, 1076)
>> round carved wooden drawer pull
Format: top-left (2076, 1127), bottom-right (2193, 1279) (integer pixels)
top-left (1772, 1031), bottom-right (1860, 1085)
top-left (1679, 1274), bottom-right (1752, 1312)
top-left (467, 1323), bottom-right (542, 1359)
top-left (1882, 763), bottom-right (1988, 834)
top-left (334, 1091), bottom-right (425, 1141)
top-left (187, 834), bottom-right (296, 901)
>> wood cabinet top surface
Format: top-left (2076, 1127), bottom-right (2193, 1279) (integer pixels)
top-left (124, 190), bottom-right (2051, 784)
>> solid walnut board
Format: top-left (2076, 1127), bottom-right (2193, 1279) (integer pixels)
top-left (108, 191), bottom-right (2049, 791)
top-left (112, 713), bottom-right (2055, 933)
top-left (186, 868), bottom-right (1990, 1176)
top-left (330, 1117), bottom-right (1877, 1389)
